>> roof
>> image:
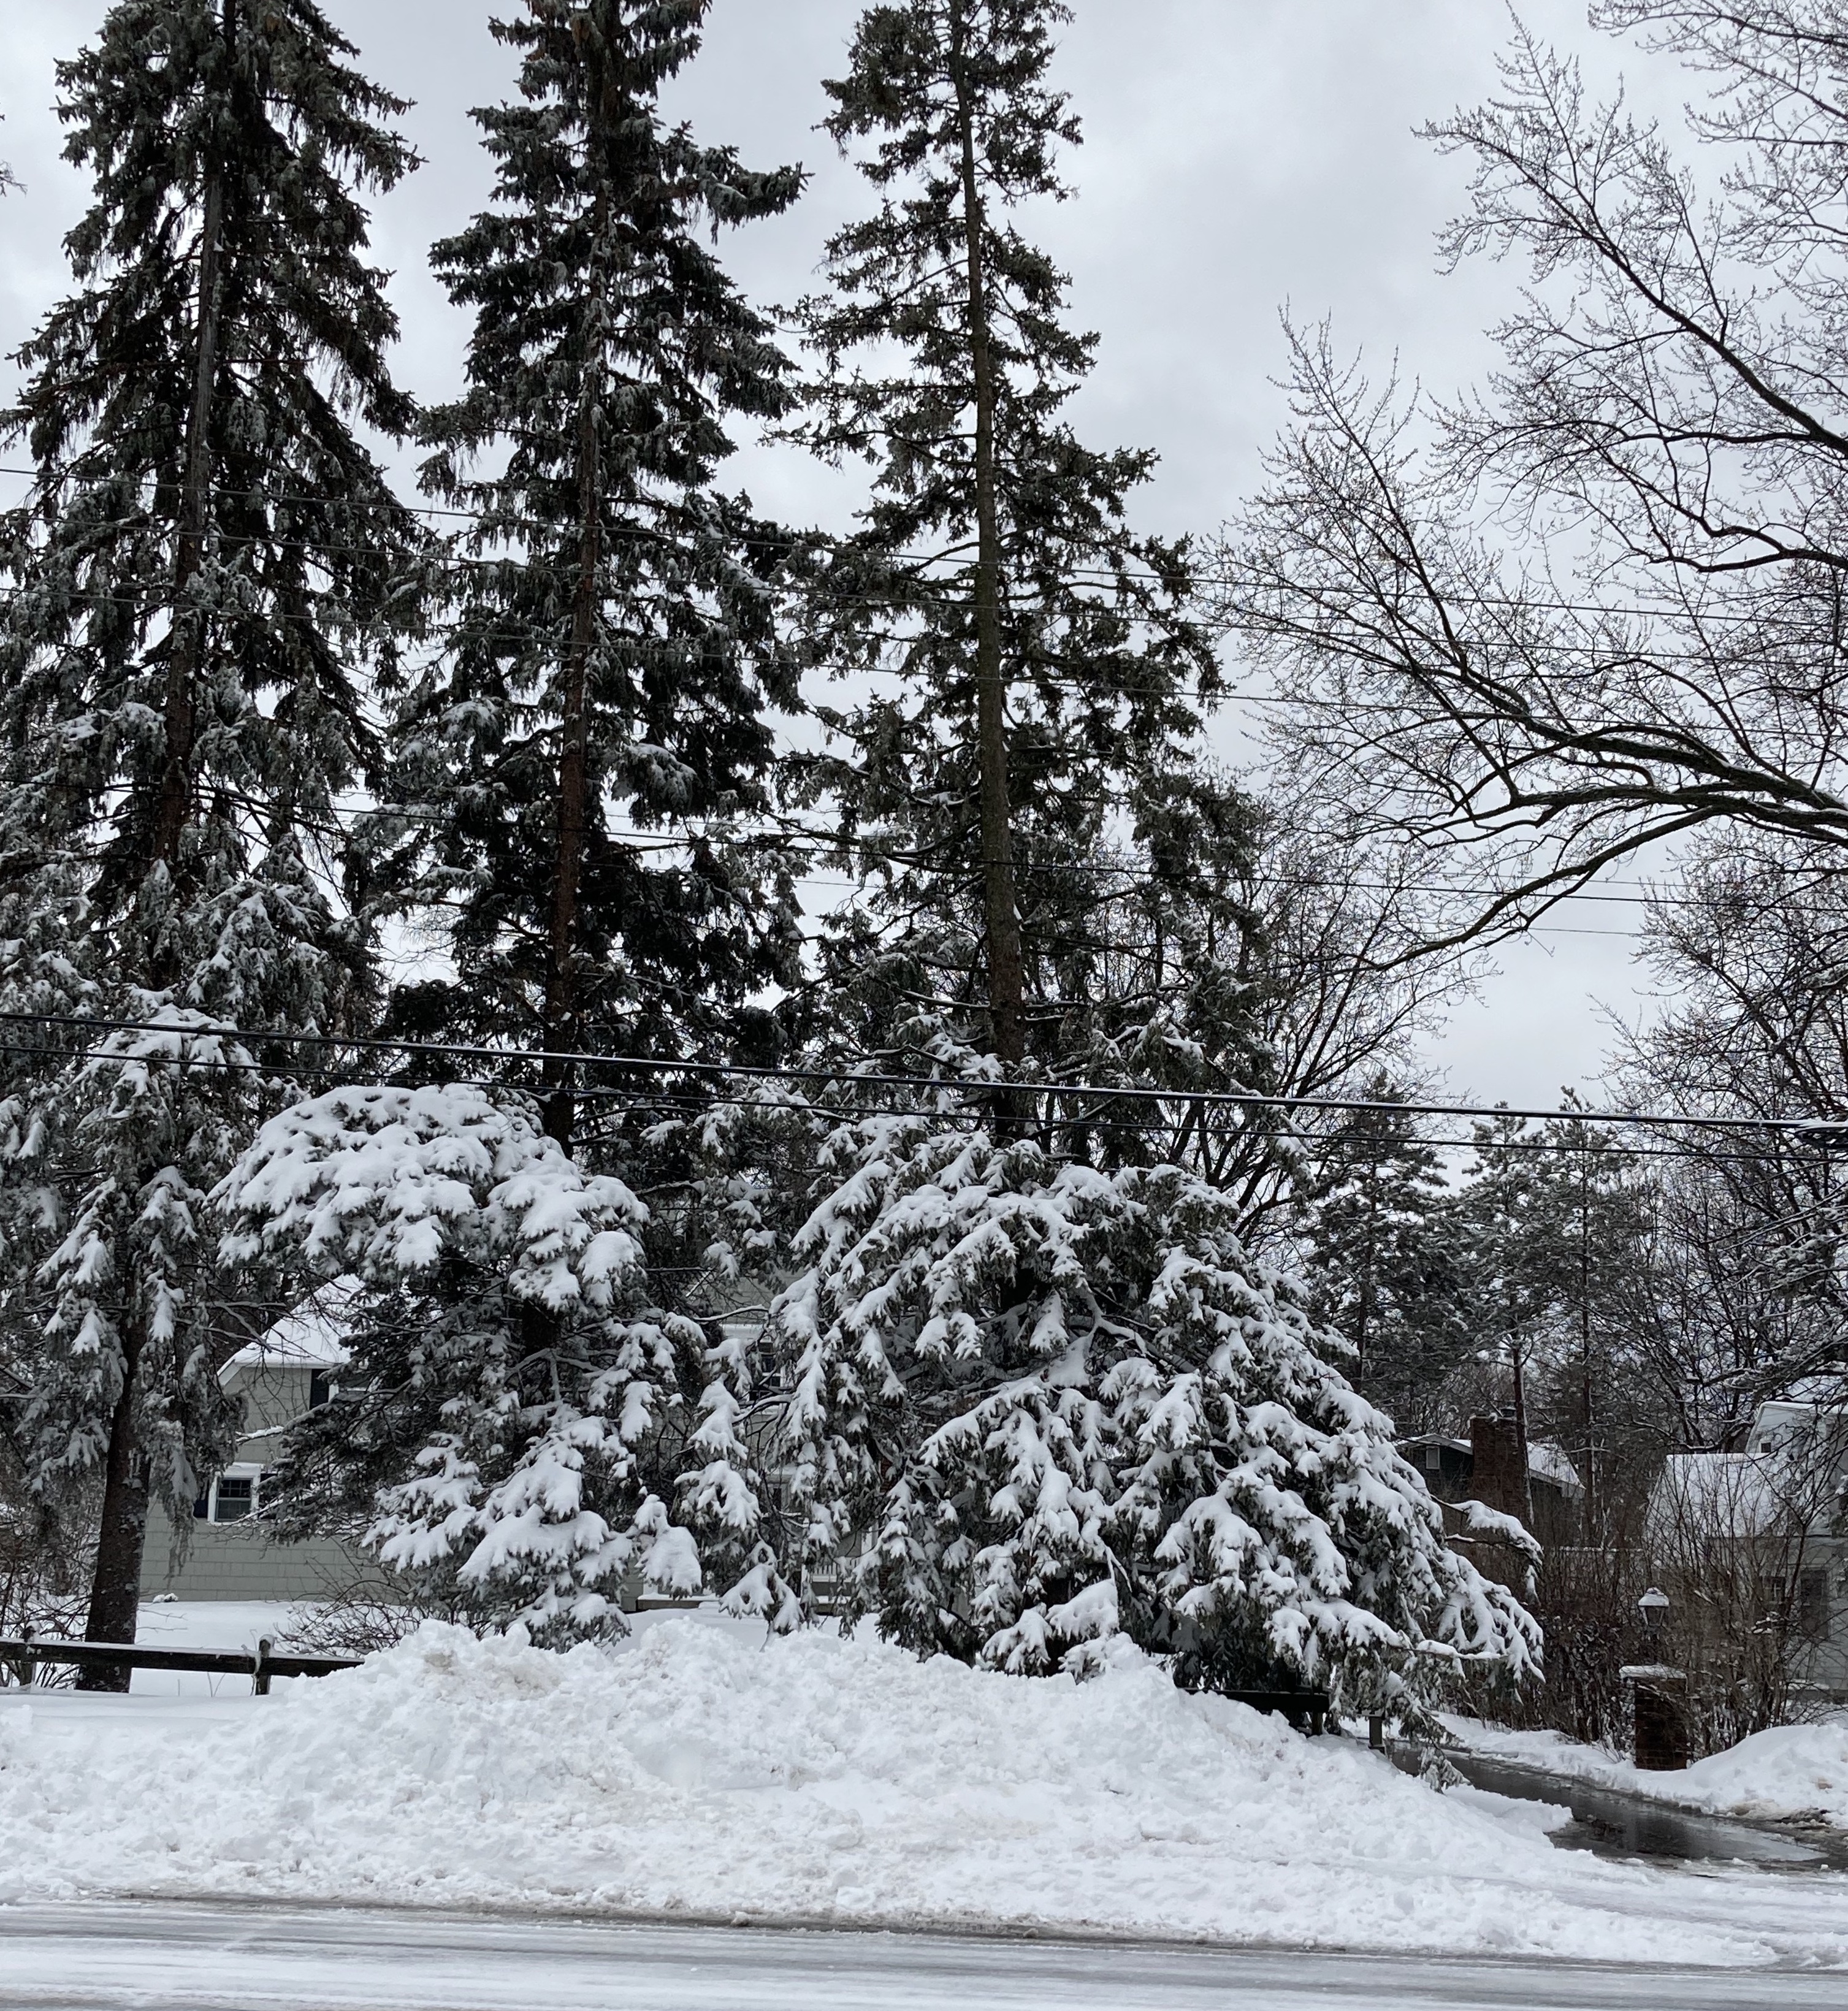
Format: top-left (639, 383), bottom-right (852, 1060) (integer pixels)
top-left (1651, 1452), bottom-right (1795, 1538)
top-left (1528, 1442), bottom-right (1585, 1495)
top-left (1647, 1395), bottom-right (1848, 1538)
top-left (1748, 1400), bottom-right (1842, 1456)
top-left (223, 1280), bottom-right (356, 1376)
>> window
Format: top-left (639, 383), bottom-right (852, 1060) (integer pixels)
top-left (309, 1370), bottom-right (333, 1410)
top-left (213, 1475), bottom-right (254, 1524)
top-left (1424, 1444), bottom-right (1443, 1473)
top-left (1798, 1568), bottom-right (1830, 1639)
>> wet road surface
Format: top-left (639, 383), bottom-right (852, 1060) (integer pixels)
top-left (0, 1901), bottom-right (1843, 2011)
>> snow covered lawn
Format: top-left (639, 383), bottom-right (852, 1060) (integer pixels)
top-left (1, 1616), bottom-right (1844, 1969)
top-left (1454, 1715), bottom-right (1848, 1829)
top-left (119, 1601), bottom-right (310, 1698)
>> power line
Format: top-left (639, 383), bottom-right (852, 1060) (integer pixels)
top-left (0, 1034), bottom-right (1809, 1169)
top-left (10, 463), bottom-right (1848, 633)
top-left (10, 577), bottom-right (1844, 679)
top-left (0, 1007), bottom-right (1838, 1139)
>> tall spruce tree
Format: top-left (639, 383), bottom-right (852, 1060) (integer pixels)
top-left (1451, 1113), bottom-right (1561, 1522)
top-left (1475, 1112), bottom-right (1647, 1536)
top-left (762, 0), bottom-right (1538, 1717)
top-left (0, 0), bottom-right (418, 1676)
top-left (1304, 1085), bottom-right (1471, 1432)
top-left (789, 0), bottom-right (1216, 1077)
top-left (245, 0), bottom-right (808, 1633)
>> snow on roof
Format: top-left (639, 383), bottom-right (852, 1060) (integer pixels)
top-left (223, 1280), bottom-right (357, 1376)
top-left (1747, 1398), bottom-right (1848, 1457)
top-left (1651, 1452), bottom-right (1789, 1537)
top-left (1527, 1442), bottom-right (1584, 1494)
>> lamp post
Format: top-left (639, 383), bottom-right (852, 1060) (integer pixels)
top-left (1622, 1587), bottom-right (1687, 1771)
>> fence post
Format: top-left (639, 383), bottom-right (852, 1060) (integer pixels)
top-left (253, 1636), bottom-right (271, 1698)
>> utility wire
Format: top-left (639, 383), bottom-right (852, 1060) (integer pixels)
top-left (0, 1007), bottom-right (1839, 1139)
top-left (41, 779), bottom-right (1752, 922)
top-left (0, 1034), bottom-right (1810, 1167)
top-left (9, 575), bottom-right (1842, 677)
top-left (7, 461), bottom-right (1848, 630)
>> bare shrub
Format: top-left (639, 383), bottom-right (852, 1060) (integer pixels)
top-left (0, 1495), bottom-right (91, 1689)
top-left (275, 1571), bottom-right (464, 1661)
top-left (1644, 1420), bottom-right (1845, 1753)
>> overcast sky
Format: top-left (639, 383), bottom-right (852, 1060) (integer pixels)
top-left (0, 1), bottom-right (1690, 1109)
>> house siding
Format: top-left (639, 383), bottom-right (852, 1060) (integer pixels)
top-left (1796, 1534), bottom-right (1848, 1700)
top-left (147, 1513), bottom-right (381, 1603)
top-left (147, 1352), bottom-right (389, 1605)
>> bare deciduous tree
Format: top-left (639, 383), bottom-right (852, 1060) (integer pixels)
top-left (1223, 6), bottom-right (1848, 953)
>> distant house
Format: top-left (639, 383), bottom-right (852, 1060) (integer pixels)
top-left (146, 1303), bottom-right (766, 1611)
top-left (1398, 1431), bottom-right (1475, 1498)
top-left (147, 1290), bottom-right (381, 1605)
top-left (1648, 1400), bottom-right (1847, 1700)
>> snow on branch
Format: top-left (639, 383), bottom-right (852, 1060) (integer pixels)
top-left (216, 1083), bottom-right (646, 1302)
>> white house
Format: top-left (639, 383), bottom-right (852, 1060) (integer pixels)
top-left (1649, 1399), bottom-right (1847, 1700)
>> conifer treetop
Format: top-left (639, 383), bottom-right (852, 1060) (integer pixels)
top-left (426, 0), bottom-right (801, 502)
top-left (31, 0), bottom-right (416, 464)
top-left (2, 0), bottom-right (423, 913)
top-left (391, 0), bottom-right (807, 1094)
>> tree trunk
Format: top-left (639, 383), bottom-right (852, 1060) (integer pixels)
top-left (1355, 1158), bottom-right (1379, 1386)
top-left (1509, 1336), bottom-right (1535, 1529)
top-left (150, 0), bottom-right (233, 877)
top-left (1578, 1154), bottom-right (1597, 1541)
top-left (86, 0), bottom-right (236, 1667)
top-left (950, 3), bottom-right (1025, 1070)
top-left (543, 256), bottom-right (606, 1159)
top-left (77, 1313), bottom-right (149, 1690)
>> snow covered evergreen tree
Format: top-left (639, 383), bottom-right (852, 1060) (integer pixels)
top-left (766, 0), bottom-right (1538, 1716)
top-left (216, 1083), bottom-right (784, 1636)
top-left (237, 1), bottom-right (807, 1633)
top-left (0, 0), bottom-right (419, 1674)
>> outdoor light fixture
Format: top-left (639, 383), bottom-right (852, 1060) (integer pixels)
top-left (1638, 1587), bottom-right (1670, 1629)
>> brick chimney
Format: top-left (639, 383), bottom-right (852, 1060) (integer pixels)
top-left (1468, 1415), bottom-right (1529, 1521)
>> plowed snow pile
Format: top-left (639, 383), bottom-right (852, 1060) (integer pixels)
top-left (0, 1617), bottom-right (1841, 1966)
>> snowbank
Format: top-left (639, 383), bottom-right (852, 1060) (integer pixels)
top-left (1457, 1716), bottom-right (1848, 1828)
top-left (1684, 1722), bottom-right (1848, 1826)
top-left (0, 1617), bottom-right (1842, 1967)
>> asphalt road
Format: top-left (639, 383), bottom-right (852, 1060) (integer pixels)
top-left (0, 1902), bottom-right (1843, 2011)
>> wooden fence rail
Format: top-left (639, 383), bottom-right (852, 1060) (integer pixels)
top-left (0, 1635), bottom-right (360, 1694)
top-left (0, 1636), bottom-right (1327, 1726)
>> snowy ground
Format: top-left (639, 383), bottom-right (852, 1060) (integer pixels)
top-left (1453, 1716), bottom-right (1848, 1830)
top-left (2, 1614), bottom-right (1847, 1971)
top-left (120, 1601), bottom-right (310, 1698)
